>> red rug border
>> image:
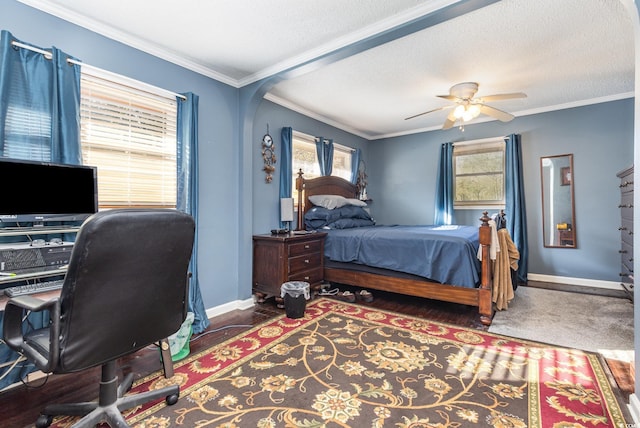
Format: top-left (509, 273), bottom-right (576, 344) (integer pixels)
top-left (128, 298), bottom-right (628, 426)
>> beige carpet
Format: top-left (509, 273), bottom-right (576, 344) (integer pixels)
top-left (488, 286), bottom-right (634, 361)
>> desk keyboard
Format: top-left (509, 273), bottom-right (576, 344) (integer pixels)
top-left (4, 279), bottom-right (64, 297)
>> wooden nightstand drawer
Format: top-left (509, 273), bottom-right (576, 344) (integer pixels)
top-left (288, 239), bottom-right (322, 257)
top-left (289, 252), bottom-right (322, 274)
top-left (288, 267), bottom-right (323, 284)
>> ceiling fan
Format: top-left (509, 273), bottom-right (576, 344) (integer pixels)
top-left (405, 82), bottom-right (527, 129)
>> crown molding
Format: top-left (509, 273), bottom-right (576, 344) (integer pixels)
top-left (238, 0), bottom-right (461, 86)
top-left (19, 0), bottom-right (462, 89)
top-left (263, 93), bottom-right (374, 140)
top-left (267, 91), bottom-right (636, 142)
top-left (17, 0), bottom-right (240, 87)
top-left (512, 92), bottom-right (634, 118)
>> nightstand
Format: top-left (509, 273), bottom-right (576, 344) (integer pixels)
top-left (558, 229), bottom-right (575, 246)
top-left (252, 232), bottom-right (327, 307)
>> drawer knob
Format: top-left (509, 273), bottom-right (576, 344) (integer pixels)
top-left (304, 276), bottom-right (310, 280)
top-left (619, 250), bottom-right (628, 253)
top-left (304, 259), bottom-right (310, 264)
top-left (304, 244), bottom-right (310, 249)
top-left (618, 204), bottom-right (633, 208)
top-left (619, 226), bottom-right (627, 230)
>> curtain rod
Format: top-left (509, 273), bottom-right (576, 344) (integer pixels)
top-left (11, 40), bottom-right (187, 101)
top-left (452, 136), bottom-right (507, 147)
top-left (294, 130), bottom-right (356, 153)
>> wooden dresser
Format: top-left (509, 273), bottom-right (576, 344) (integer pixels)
top-left (617, 166), bottom-right (634, 300)
top-left (253, 232), bottom-right (327, 307)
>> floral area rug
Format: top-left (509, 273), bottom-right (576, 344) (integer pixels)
top-left (52, 298), bottom-right (627, 427)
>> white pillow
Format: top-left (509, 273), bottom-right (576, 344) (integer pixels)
top-left (308, 194), bottom-right (347, 209)
top-left (344, 198), bottom-right (367, 207)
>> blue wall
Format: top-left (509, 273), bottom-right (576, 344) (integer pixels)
top-left (2, 0), bottom-right (635, 309)
top-left (368, 99), bottom-right (634, 282)
top-left (252, 100), bottom-right (369, 234)
top-left (2, 1), bottom-right (241, 308)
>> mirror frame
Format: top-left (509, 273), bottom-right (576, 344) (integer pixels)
top-left (540, 153), bottom-right (577, 248)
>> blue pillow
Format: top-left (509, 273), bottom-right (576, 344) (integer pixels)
top-left (326, 218), bottom-right (375, 229)
top-left (305, 218), bottom-right (328, 229)
top-left (305, 206), bottom-right (341, 222)
top-left (304, 206), bottom-right (340, 230)
top-left (335, 205), bottom-right (372, 220)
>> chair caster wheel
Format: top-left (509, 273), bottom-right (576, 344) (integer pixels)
top-left (36, 414), bottom-right (53, 428)
top-left (166, 393), bottom-right (179, 406)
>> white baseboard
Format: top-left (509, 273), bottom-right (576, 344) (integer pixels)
top-left (629, 393), bottom-right (640, 424)
top-left (527, 273), bottom-right (626, 291)
top-left (205, 296), bottom-right (255, 320)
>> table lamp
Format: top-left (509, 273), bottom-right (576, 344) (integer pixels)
top-left (280, 197), bottom-right (294, 231)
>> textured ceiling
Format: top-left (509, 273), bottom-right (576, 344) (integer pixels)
top-left (19, 0), bottom-right (635, 139)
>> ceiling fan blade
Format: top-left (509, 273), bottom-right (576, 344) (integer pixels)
top-left (478, 92), bottom-right (527, 102)
top-left (442, 109), bottom-right (457, 129)
top-left (404, 105), bottom-right (453, 121)
top-left (437, 95), bottom-right (459, 101)
top-left (479, 104), bottom-right (514, 122)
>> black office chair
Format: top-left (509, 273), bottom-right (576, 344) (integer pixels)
top-left (3, 209), bottom-right (196, 428)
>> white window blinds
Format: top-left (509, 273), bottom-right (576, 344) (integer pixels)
top-left (80, 71), bottom-right (178, 208)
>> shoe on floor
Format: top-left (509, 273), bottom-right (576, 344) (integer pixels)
top-left (356, 289), bottom-right (374, 302)
top-left (335, 291), bottom-right (356, 303)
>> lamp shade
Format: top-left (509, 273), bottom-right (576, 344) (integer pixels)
top-left (280, 198), bottom-right (294, 223)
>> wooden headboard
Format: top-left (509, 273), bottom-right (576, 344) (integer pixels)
top-left (295, 169), bottom-right (358, 230)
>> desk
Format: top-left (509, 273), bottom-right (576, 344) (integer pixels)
top-left (0, 289), bottom-right (61, 311)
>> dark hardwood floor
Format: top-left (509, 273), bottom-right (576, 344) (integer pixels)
top-left (0, 281), bottom-right (631, 427)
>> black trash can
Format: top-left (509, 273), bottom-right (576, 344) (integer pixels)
top-left (281, 281), bottom-right (310, 319)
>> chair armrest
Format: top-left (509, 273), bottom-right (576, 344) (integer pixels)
top-left (3, 296), bottom-right (61, 372)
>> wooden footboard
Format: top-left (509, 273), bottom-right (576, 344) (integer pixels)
top-left (296, 170), bottom-right (495, 325)
top-left (477, 211), bottom-right (494, 325)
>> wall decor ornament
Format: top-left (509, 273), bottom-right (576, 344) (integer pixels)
top-left (261, 125), bottom-right (276, 183)
top-left (356, 159), bottom-right (368, 200)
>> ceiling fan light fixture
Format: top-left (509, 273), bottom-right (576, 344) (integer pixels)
top-left (405, 82), bottom-right (526, 127)
top-left (454, 104), bottom-right (482, 122)
top-left (467, 104), bottom-right (481, 118)
top-left (453, 104), bottom-right (466, 119)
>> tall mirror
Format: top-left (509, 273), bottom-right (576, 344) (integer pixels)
top-left (541, 154), bottom-right (576, 248)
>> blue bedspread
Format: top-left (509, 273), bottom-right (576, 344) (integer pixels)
top-left (324, 225), bottom-right (481, 288)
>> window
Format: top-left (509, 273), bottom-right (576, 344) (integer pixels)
top-left (291, 131), bottom-right (353, 204)
top-left (453, 138), bottom-right (505, 208)
top-left (80, 70), bottom-right (178, 209)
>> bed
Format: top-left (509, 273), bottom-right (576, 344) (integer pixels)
top-left (295, 170), bottom-right (494, 325)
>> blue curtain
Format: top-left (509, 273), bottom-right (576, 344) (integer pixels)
top-left (177, 92), bottom-right (209, 334)
top-left (434, 142), bottom-right (455, 225)
top-left (350, 148), bottom-right (361, 184)
top-left (279, 127), bottom-right (293, 229)
top-left (0, 30), bottom-right (81, 164)
top-left (504, 134), bottom-right (528, 283)
top-left (315, 137), bottom-right (334, 176)
top-left (0, 30), bottom-right (81, 389)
